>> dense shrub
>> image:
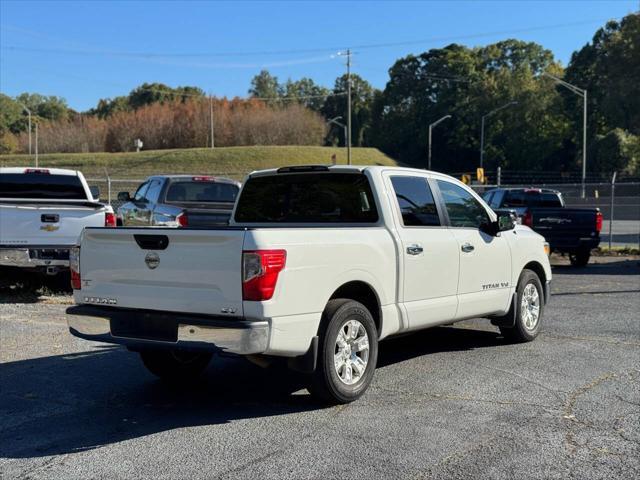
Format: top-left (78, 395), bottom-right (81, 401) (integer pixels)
top-left (15, 99), bottom-right (326, 153)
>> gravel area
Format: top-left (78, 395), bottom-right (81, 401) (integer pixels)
top-left (1, 258), bottom-right (638, 479)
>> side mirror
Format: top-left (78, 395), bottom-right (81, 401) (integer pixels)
top-left (117, 191), bottom-right (131, 202)
top-left (497, 212), bottom-right (516, 232)
top-left (89, 185), bottom-right (100, 200)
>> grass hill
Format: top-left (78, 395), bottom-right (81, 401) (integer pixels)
top-left (0, 146), bottom-right (397, 180)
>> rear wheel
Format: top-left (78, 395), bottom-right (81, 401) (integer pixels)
top-left (500, 269), bottom-right (544, 343)
top-left (309, 299), bottom-right (378, 404)
top-left (139, 349), bottom-right (212, 383)
top-left (569, 248), bottom-right (590, 267)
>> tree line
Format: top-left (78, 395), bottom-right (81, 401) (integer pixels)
top-left (0, 13), bottom-right (637, 174)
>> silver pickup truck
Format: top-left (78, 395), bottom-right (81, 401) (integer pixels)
top-left (116, 175), bottom-right (241, 227)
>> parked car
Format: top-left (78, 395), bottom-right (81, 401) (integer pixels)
top-left (67, 165), bottom-right (551, 404)
top-left (116, 175), bottom-right (241, 227)
top-left (483, 187), bottom-right (602, 267)
top-left (0, 167), bottom-right (115, 277)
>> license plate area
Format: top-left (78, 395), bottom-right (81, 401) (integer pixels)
top-left (111, 312), bottom-right (178, 342)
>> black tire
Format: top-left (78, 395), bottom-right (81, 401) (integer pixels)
top-left (309, 299), bottom-right (378, 404)
top-left (139, 349), bottom-right (212, 383)
top-left (500, 269), bottom-right (544, 343)
top-left (569, 248), bottom-right (590, 267)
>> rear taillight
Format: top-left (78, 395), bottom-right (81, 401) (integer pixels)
top-left (242, 249), bottom-right (286, 301)
top-left (105, 212), bottom-right (117, 227)
top-left (70, 246), bottom-right (81, 290)
top-left (595, 211), bottom-right (603, 233)
top-left (176, 212), bottom-right (188, 227)
top-left (522, 211), bottom-right (533, 227)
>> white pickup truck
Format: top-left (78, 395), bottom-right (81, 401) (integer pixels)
top-left (0, 167), bottom-right (115, 277)
top-left (67, 165), bottom-right (551, 403)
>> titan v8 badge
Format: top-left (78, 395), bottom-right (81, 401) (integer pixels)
top-left (482, 282), bottom-right (509, 290)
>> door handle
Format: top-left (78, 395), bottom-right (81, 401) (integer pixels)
top-left (461, 243), bottom-right (475, 253)
top-left (406, 244), bottom-right (423, 255)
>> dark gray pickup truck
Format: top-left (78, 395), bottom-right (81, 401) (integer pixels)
top-left (116, 175), bottom-right (240, 228)
top-left (483, 188), bottom-right (602, 267)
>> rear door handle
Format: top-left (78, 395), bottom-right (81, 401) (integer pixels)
top-left (406, 244), bottom-right (423, 255)
top-left (461, 243), bottom-right (475, 253)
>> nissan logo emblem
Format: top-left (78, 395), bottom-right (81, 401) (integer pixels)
top-left (145, 252), bottom-right (160, 269)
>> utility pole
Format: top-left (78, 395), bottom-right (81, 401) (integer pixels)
top-left (427, 114), bottom-right (451, 170)
top-left (346, 49), bottom-right (352, 165)
top-left (209, 94), bottom-right (215, 149)
top-left (480, 101), bottom-right (518, 169)
top-left (542, 72), bottom-right (588, 198)
top-left (327, 116), bottom-right (347, 161)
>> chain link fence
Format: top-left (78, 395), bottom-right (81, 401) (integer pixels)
top-left (85, 169), bottom-right (640, 248)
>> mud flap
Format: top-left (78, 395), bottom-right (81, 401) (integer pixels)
top-left (287, 336), bottom-right (318, 374)
top-left (489, 292), bottom-right (516, 328)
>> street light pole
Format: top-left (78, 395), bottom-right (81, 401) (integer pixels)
top-left (542, 72), bottom-right (588, 198)
top-left (209, 94), bottom-right (215, 149)
top-left (427, 114), bottom-right (451, 170)
top-left (21, 105), bottom-right (32, 156)
top-left (35, 122), bottom-right (39, 167)
top-left (480, 101), bottom-right (518, 169)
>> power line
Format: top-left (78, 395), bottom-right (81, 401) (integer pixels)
top-left (2, 62), bottom-right (347, 102)
top-left (1, 17), bottom-right (613, 59)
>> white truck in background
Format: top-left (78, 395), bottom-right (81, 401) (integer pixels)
top-left (67, 165), bottom-right (551, 403)
top-left (0, 167), bottom-right (115, 278)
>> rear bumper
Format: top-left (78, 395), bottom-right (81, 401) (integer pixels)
top-left (0, 246), bottom-right (70, 268)
top-left (547, 236), bottom-right (600, 252)
top-left (66, 305), bottom-right (269, 355)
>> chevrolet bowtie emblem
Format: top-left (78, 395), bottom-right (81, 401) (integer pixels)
top-left (40, 225), bottom-right (60, 232)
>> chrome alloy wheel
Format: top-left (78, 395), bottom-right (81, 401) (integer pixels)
top-left (521, 283), bottom-right (541, 331)
top-left (334, 319), bottom-right (370, 385)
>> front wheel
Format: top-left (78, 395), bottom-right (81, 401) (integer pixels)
top-left (309, 299), bottom-right (378, 404)
top-left (500, 269), bottom-right (544, 343)
top-left (139, 349), bottom-right (212, 383)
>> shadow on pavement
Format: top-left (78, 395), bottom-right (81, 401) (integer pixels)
top-left (0, 326), bottom-right (503, 460)
top-left (552, 259), bottom-right (640, 276)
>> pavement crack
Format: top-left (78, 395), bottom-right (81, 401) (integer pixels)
top-left (373, 387), bottom-right (556, 411)
top-left (562, 372), bottom-right (620, 455)
top-left (469, 363), bottom-right (566, 400)
top-left (544, 333), bottom-right (640, 347)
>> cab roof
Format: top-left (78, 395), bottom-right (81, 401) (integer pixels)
top-left (0, 167), bottom-right (80, 176)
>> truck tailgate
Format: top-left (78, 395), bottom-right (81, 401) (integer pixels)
top-left (0, 203), bottom-right (106, 246)
top-left (531, 207), bottom-right (598, 236)
top-left (78, 227), bottom-right (246, 317)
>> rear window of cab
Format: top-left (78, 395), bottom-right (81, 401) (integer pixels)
top-left (234, 173), bottom-right (379, 223)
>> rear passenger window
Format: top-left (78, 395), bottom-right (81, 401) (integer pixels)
top-left (390, 176), bottom-right (440, 226)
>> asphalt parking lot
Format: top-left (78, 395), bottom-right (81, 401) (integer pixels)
top-left (1, 257), bottom-right (639, 479)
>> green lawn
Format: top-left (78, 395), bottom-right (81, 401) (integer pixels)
top-left (0, 146), bottom-right (397, 180)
